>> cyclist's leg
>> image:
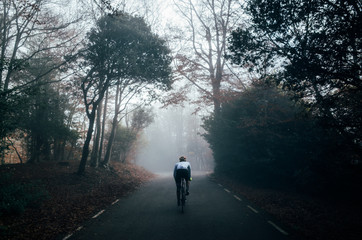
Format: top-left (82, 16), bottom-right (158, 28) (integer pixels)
top-left (175, 171), bottom-right (181, 205)
top-left (180, 169), bottom-right (190, 195)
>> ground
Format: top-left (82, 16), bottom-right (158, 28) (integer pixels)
top-left (0, 161), bottom-right (154, 240)
top-left (213, 174), bottom-right (362, 240)
top-left (1, 163), bottom-right (361, 240)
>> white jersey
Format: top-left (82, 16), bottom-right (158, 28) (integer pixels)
top-left (175, 161), bottom-right (191, 170)
top-left (173, 161), bottom-right (191, 178)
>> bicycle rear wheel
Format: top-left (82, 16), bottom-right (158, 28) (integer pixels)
top-left (181, 178), bottom-right (186, 213)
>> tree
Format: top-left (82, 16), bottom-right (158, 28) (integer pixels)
top-left (170, 0), bottom-right (243, 115)
top-left (111, 125), bottom-right (137, 163)
top-left (101, 15), bottom-right (172, 166)
top-left (111, 108), bottom-right (153, 163)
top-left (184, 110), bottom-right (212, 170)
top-left (202, 81), bottom-right (331, 182)
top-left (23, 82), bottom-right (78, 163)
top-left (130, 108), bottom-right (154, 132)
top-left (90, 98), bottom-right (103, 168)
top-left (97, 90), bottom-right (109, 165)
top-left (0, 0), bottom-right (80, 94)
top-left (0, 0), bottom-right (80, 160)
top-left (78, 13), bottom-right (172, 174)
top-left (228, 0), bottom-right (362, 148)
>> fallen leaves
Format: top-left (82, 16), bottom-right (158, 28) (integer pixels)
top-left (0, 161), bottom-right (154, 240)
top-left (213, 174), bottom-right (362, 240)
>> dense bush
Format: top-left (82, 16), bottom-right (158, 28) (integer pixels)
top-left (203, 83), bottom-right (343, 187)
top-left (0, 173), bottom-right (49, 217)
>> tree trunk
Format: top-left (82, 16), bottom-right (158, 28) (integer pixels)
top-left (212, 81), bottom-right (221, 115)
top-left (102, 85), bottom-right (120, 167)
top-left (121, 151), bottom-right (127, 163)
top-left (77, 109), bottom-right (96, 175)
top-left (7, 137), bottom-right (23, 164)
top-left (60, 140), bottom-right (66, 162)
top-left (98, 89), bottom-right (108, 164)
top-left (213, 53), bottom-right (223, 115)
top-left (66, 140), bottom-right (76, 161)
top-left (90, 100), bottom-right (103, 167)
top-left (102, 116), bottom-right (117, 167)
top-left (0, 138), bottom-right (4, 164)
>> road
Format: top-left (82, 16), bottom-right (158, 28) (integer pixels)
top-left (64, 172), bottom-right (295, 240)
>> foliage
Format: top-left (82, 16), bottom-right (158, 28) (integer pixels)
top-left (228, 0), bottom-right (362, 149)
top-left (111, 125), bottom-right (137, 163)
top-left (131, 108), bottom-right (154, 132)
top-left (0, 91), bottom-right (28, 158)
top-left (203, 82), bottom-right (340, 184)
top-left (0, 173), bottom-right (49, 217)
top-left (84, 13), bottom-right (172, 91)
top-left (23, 84), bottom-right (79, 162)
top-left (0, 80), bottom-right (79, 163)
top-left (111, 108), bottom-right (154, 163)
top-left (79, 12), bottom-right (172, 173)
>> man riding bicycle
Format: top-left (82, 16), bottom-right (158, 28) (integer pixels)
top-left (173, 156), bottom-right (192, 206)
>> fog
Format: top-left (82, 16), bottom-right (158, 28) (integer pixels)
top-left (135, 105), bottom-right (214, 174)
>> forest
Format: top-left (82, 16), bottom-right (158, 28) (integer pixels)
top-left (0, 0), bottom-right (361, 239)
top-left (204, 0), bottom-right (361, 193)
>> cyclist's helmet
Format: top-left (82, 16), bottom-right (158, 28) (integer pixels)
top-left (179, 156), bottom-right (186, 161)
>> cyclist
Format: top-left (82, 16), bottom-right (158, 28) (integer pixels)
top-left (173, 156), bottom-right (192, 206)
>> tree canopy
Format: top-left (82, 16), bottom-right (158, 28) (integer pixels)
top-left (77, 12), bottom-right (172, 174)
top-left (228, 0), bottom-right (362, 144)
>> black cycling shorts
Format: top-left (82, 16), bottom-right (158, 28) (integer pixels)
top-left (175, 169), bottom-right (189, 186)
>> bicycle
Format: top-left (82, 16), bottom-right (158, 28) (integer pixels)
top-left (180, 177), bottom-right (187, 213)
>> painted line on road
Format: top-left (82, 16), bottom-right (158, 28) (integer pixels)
top-left (233, 195), bottom-right (242, 201)
top-left (224, 188), bottom-right (231, 193)
top-left (92, 209), bottom-right (105, 219)
top-left (63, 233), bottom-right (73, 240)
top-left (218, 183), bottom-right (223, 187)
top-left (247, 205), bottom-right (259, 213)
top-left (62, 226), bottom-right (83, 240)
top-left (268, 221), bottom-right (289, 235)
top-left (112, 199), bottom-right (120, 205)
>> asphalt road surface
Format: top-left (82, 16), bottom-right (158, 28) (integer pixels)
top-left (64, 172), bottom-right (296, 240)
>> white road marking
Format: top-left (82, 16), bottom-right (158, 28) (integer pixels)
top-left (218, 183), bottom-right (223, 187)
top-left (268, 221), bottom-right (289, 235)
top-left (76, 226), bottom-right (83, 231)
top-left (233, 195), bottom-right (242, 201)
top-left (247, 205), bottom-right (259, 213)
top-left (92, 209), bottom-right (105, 218)
top-left (224, 188), bottom-right (231, 193)
top-left (63, 234), bottom-right (73, 240)
top-left (112, 199), bottom-right (119, 205)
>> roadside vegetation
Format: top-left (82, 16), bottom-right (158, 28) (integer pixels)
top-left (201, 1), bottom-right (361, 239)
top-left (204, 81), bottom-right (362, 240)
top-left (0, 161), bottom-right (153, 239)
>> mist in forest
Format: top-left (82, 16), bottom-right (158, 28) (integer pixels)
top-left (135, 105), bottom-right (214, 174)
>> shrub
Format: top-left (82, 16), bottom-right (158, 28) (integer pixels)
top-left (0, 173), bottom-right (49, 217)
top-left (203, 83), bottom-right (339, 186)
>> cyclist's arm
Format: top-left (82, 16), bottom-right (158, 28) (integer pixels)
top-left (173, 164), bottom-right (177, 179)
top-left (188, 164), bottom-right (191, 180)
